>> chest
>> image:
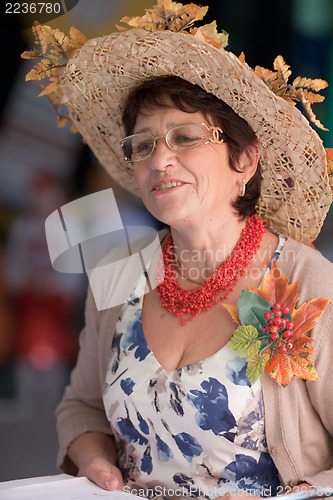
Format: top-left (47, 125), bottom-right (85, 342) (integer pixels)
top-left (142, 286), bottom-right (242, 371)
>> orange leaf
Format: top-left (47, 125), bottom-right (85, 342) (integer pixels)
top-left (326, 148), bottom-right (333, 163)
top-left (222, 303), bottom-right (240, 325)
top-left (265, 337), bottom-right (318, 386)
top-left (238, 52), bottom-right (246, 64)
top-left (292, 298), bottom-right (330, 336)
top-left (21, 49), bottom-right (41, 59)
top-left (249, 261), bottom-right (299, 311)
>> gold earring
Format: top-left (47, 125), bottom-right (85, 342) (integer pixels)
top-left (241, 179), bottom-right (246, 197)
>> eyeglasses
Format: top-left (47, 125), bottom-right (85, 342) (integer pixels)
top-left (121, 122), bottom-right (225, 162)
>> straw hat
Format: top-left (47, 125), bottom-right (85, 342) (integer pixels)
top-left (23, 1), bottom-right (332, 243)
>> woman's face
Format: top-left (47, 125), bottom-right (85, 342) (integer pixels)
top-left (132, 106), bottom-right (243, 228)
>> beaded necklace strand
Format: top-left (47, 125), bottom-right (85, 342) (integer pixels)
top-left (156, 215), bottom-right (266, 325)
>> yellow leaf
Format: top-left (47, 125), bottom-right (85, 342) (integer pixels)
top-left (293, 76), bottom-right (328, 93)
top-left (38, 77), bottom-right (60, 97)
top-left (273, 55), bottom-right (292, 83)
top-left (23, 22), bottom-right (87, 135)
top-left (228, 325), bottom-right (260, 358)
top-left (246, 352), bottom-right (270, 384)
top-left (120, 0), bottom-right (209, 33)
top-left (191, 21), bottom-right (228, 49)
top-left (254, 55), bottom-right (328, 130)
top-left (68, 26), bottom-right (87, 51)
top-left (25, 59), bottom-right (59, 81)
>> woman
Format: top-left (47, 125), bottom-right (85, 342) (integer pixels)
top-left (25, 1), bottom-right (333, 498)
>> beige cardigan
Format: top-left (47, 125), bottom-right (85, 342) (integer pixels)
top-left (56, 235), bottom-right (333, 489)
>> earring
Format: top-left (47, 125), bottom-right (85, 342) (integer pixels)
top-left (241, 179), bottom-right (246, 197)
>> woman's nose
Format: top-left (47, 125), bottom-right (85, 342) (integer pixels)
top-left (149, 138), bottom-right (176, 171)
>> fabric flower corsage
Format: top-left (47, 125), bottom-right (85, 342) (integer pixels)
top-left (224, 261), bottom-right (330, 387)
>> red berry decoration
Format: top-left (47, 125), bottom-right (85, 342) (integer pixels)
top-left (274, 310), bottom-right (282, 318)
top-left (283, 330), bottom-right (293, 338)
top-left (286, 321), bottom-right (294, 330)
top-left (271, 332), bottom-right (279, 340)
top-left (264, 312), bottom-right (272, 320)
top-left (282, 305), bottom-right (290, 314)
top-left (275, 319), bottom-right (282, 326)
top-left (273, 303), bottom-right (281, 310)
top-left (279, 345), bottom-right (287, 354)
top-left (270, 325), bottom-right (278, 333)
top-left (287, 342), bottom-right (293, 349)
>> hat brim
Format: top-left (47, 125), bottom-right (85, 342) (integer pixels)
top-left (60, 29), bottom-right (332, 243)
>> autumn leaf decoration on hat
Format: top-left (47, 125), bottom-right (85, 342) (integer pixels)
top-left (21, 23), bottom-right (87, 130)
top-left (225, 261), bottom-right (330, 387)
top-left (22, 0), bottom-right (328, 132)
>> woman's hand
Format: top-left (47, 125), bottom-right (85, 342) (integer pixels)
top-left (68, 431), bottom-right (124, 491)
top-left (78, 456), bottom-right (124, 491)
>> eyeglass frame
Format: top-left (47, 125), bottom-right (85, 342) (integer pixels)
top-left (120, 122), bottom-right (225, 162)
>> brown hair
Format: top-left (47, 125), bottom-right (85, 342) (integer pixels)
top-left (122, 76), bottom-right (261, 218)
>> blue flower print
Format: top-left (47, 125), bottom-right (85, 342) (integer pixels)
top-left (162, 419), bottom-right (202, 463)
top-left (141, 445), bottom-right (153, 475)
top-left (120, 377), bottom-right (135, 395)
top-left (136, 411), bottom-right (149, 435)
top-left (117, 415), bottom-right (148, 446)
top-left (225, 357), bottom-right (251, 387)
top-left (156, 434), bottom-right (174, 462)
top-left (223, 453), bottom-right (280, 495)
top-left (172, 432), bottom-right (202, 463)
top-left (188, 377), bottom-right (236, 435)
top-left (121, 309), bottom-right (150, 361)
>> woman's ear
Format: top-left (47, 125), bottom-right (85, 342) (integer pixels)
top-left (238, 145), bottom-right (260, 183)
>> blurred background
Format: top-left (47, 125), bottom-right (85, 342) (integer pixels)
top-left (0, 0), bottom-right (332, 483)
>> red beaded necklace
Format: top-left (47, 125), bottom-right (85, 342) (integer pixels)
top-left (156, 215), bottom-right (266, 325)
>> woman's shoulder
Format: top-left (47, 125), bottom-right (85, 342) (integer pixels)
top-left (278, 236), bottom-right (333, 298)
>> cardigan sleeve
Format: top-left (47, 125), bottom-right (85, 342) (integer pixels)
top-left (56, 285), bottom-right (117, 475)
top-left (301, 303), bottom-right (333, 488)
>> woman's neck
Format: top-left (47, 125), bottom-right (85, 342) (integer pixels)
top-left (170, 214), bottom-right (247, 283)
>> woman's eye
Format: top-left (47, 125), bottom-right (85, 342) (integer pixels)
top-left (136, 141), bottom-right (153, 153)
top-left (173, 134), bottom-right (199, 144)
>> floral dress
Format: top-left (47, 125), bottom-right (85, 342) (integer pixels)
top-left (102, 235), bottom-right (286, 499)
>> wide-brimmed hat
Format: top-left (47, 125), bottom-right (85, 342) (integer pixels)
top-left (23, 0), bottom-right (332, 243)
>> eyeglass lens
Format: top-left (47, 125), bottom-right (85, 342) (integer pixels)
top-left (122, 123), bottom-right (212, 162)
